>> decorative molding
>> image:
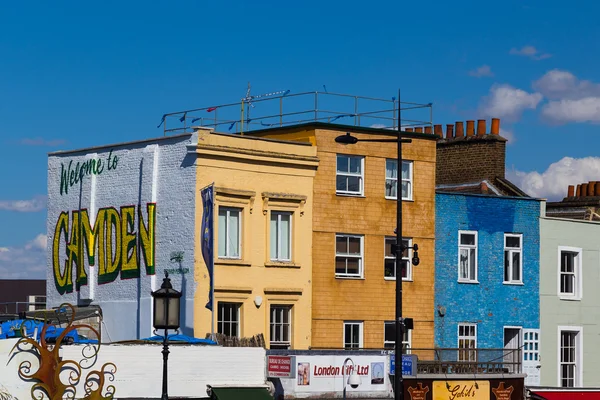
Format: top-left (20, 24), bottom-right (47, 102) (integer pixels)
top-left (261, 192), bottom-right (307, 216)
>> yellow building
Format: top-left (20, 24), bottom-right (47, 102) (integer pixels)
top-left (249, 123), bottom-right (437, 350)
top-left (193, 128), bottom-right (318, 350)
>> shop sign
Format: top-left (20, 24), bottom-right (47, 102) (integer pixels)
top-left (433, 381), bottom-right (490, 400)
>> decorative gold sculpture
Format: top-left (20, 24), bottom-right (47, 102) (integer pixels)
top-left (10, 303), bottom-right (116, 400)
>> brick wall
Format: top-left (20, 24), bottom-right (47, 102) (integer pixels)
top-left (434, 193), bottom-right (541, 349)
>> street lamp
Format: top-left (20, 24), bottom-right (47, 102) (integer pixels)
top-left (342, 357), bottom-right (361, 399)
top-left (151, 271), bottom-right (182, 400)
top-left (335, 126), bottom-right (420, 400)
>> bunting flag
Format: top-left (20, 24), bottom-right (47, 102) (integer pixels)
top-left (207, 107), bottom-right (217, 112)
top-left (200, 185), bottom-right (214, 311)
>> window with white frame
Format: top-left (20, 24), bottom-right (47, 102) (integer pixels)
top-left (217, 302), bottom-right (241, 337)
top-left (270, 211), bottom-right (292, 261)
top-left (384, 321), bottom-right (411, 352)
top-left (559, 247), bottom-right (582, 299)
top-left (336, 234), bottom-right (363, 278)
top-left (270, 305), bottom-right (292, 349)
top-left (384, 237), bottom-right (412, 280)
top-left (458, 323), bottom-right (477, 361)
top-left (344, 321), bottom-right (363, 349)
top-left (559, 327), bottom-right (582, 387)
top-left (385, 159), bottom-right (413, 200)
top-left (218, 207), bottom-right (241, 258)
top-left (504, 234), bottom-right (523, 283)
top-left (458, 231), bottom-right (478, 282)
top-left (336, 154), bottom-right (364, 195)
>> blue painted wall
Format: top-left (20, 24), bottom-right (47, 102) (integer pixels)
top-left (434, 192), bottom-right (540, 349)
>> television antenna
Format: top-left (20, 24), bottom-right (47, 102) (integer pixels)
top-left (240, 82), bottom-right (289, 134)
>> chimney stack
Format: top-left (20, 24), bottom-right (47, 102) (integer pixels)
top-left (434, 124), bottom-right (443, 137)
top-left (582, 183), bottom-right (589, 197)
top-left (477, 120), bottom-right (486, 136)
top-left (455, 121), bottom-right (464, 137)
top-left (466, 120), bottom-right (475, 137)
top-left (576, 185), bottom-right (581, 196)
top-left (446, 124), bottom-right (454, 139)
top-left (567, 185), bottom-right (575, 197)
top-left (491, 118), bottom-right (500, 135)
top-left (595, 182), bottom-right (600, 196)
top-left (405, 128), bottom-right (414, 132)
top-left (589, 181), bottom-right (596, 196)
top-left (415, 127), bottom-right (423, 133)
top-left (424, 126), bottom-right (432, 134)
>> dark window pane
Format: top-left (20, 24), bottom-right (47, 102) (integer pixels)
top-left (385, 239), bottom-right (394, 257)
top-left (460, 234), bottom-right (475, 245)
top-left (349, 157), bottom-right (361, 173)
top-left (336, 237), bottom-right (347, 253)
top-left (347, 176), bottom-right (360, 192)
top-left (336, 258), bottom-right (347, 274)
top-left (337, 155), bottom-right (348, 172)
top-left (346, 259), bottom-right (359, 274)
top-left (336, 176), bottom-right (347, 191)
top-left (385, 322), bottom-right (395, 342)
top-left (384, 259), bottom-right (395, 277)
top-left (348, 237), bottom-right (361, 254)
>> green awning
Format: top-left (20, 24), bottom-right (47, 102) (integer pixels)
top-left (211, 387), bottom-right (273, 400)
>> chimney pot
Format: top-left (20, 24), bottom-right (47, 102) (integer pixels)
top-left (434, 124), bottom-right (443, 137)
top-left (595, 181), bottom-right (600, 196)
top-left (576, 185), bottom-right (581, 196)
top-left (589, 182), bottom-right (596, 196)
top-left (446, 124), bottom-right (454, 139)
top-left (477, 120), bottom-right (486, 136)
top-left (466, 120), bottom-right (475, 137)
top-left (567, 185), bottom-right (575, 197)
top-left (424, 126), bottom-right (432, 134)
top-left (455, 121), bottom-right (464, 137)
top-left (415, 127), bottom-right (423, 133)
top-left (491, 118), bottom-right (500, 135)
top-left (582, 183), bottom-right (589, 197)
top-left (405, 128), bottom-right (414, 132)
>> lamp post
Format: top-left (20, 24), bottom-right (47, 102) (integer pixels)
top-left (342, 357), bottom-right (361, 400)
top-left (335, 123), bottom-right (420, 400)
top-left (151, 271), bottom-right (182, 400)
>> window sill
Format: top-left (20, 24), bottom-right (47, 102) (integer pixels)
top-left (384, 277), bottom-right (413, 282)
top-left (385, 196), bottom-right (414, 202)
top-left (265, 261), bottom-right (301, 269)
top-left (458, 280), bottom-right (479, 284)
top-left (215, 259), bottom-right (252, 267)
top-left (558, 295), bottom-right (582, 301)
top-left (503, 281), bottom-right (524, 286)
top-left (335, 275), bottom-right (365, 280)
top-left (336, 193), bottom-right (366, 198)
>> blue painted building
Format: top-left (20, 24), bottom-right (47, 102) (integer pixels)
top-left (434, 189), bottom-right (541, 382)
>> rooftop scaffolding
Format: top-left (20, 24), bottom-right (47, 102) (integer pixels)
top-left (158, 90), bottom-right (433, 136)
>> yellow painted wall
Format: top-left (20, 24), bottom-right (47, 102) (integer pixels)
top-left (252, 125), bottom-right (436, 350)
top-left (193, 128), bottom-right (318, 350)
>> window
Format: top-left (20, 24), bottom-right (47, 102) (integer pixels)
top-left (270, 305), bottom-right (292, 349)
top-left (336, 155), bottom-right (364, 195)
top-left (270, 211), bottom-right (292, 261)
top-left (344, 321), bottom-right (363, 349)
top-left (559, 327), bottom-right (582, 387)
top-left (458, 231), bottom-right (477, 282)
top-left (218, 207), bottom-right (241, 258)
top-left (335, 234), bottom-right (363, 278)
top-left (558, 247), bottom-right (582, 299)
top-left (504, 234), bottom-right (523, 283)
top-left (384, 321), bottom-right (412, 352)
top-left (384, 237), bottom-right (412, 280)
top-left (217, 302), bottom-right (240, 337)
top-left (385, 159), bottom-right (413, 200)
top-left (458, 323), bottom-right (477, 361)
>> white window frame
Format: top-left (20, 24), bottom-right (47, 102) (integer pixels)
top-left (343, 321), bottom-right (364, 349)
top-left (557, 326), bottom-right (583, 388)
top-left (335, 234), bottom-right (364, 278)
top-left (384, 321), bottom-right (412, 353)
top-left (270, 305), bottom-right (292, 349)
top-left (504, 233), bottom-right (523, 284)
top-left (336, 154), bottom-right (364, 196)
top-left (384, 237), bottom-right (412, 281)
top-left (458, 230), bottom-right (478, 283)
top-left (270, 211), bottom-right (292, 262)
top-left (458, 323), bottom-right (477, 361)
top-left (217, 302), bottom-right (241, 338)
top-left (218, 206), bottom-right (242, 259)
top-left (385, 159), bottom-right (413, 201)
top-left (558, 246), bottom-right (583, 300)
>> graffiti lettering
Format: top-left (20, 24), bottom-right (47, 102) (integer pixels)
top-left (52, 203), bottom-right (156, 294)
top-left (59, 150), bottom-right (119, 195)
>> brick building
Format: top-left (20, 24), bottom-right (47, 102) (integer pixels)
top-left (432, 119), bottom-right (542, 386)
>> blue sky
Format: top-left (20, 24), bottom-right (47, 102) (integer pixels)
top-left (2, 0), bottom-right (600, 278)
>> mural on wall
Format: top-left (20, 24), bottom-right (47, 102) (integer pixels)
top-left (52, 150), bottom-right (157, 295)
top-left (10, 303), bottom-right (117, 400)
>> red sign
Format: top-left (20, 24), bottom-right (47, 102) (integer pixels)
top-left (267, 356), bottom-right (294, 378)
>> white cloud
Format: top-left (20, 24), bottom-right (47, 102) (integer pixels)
top-left (469, 65), bottom-right (494, 78)
top-left (0, 234), bottom-right (47, 279)
top-left (541, 97), bottom-right (600, 124)
top-left (507, 156), bottom-right (600, 200)
top-left (499, 128), bottom-right (515, 144)
top-left (509, 45), bottom-right (552, 60)
top-left (479, 84), bottom-right (543, 121)
top-left (0, 195), bottom-right (46, 212)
